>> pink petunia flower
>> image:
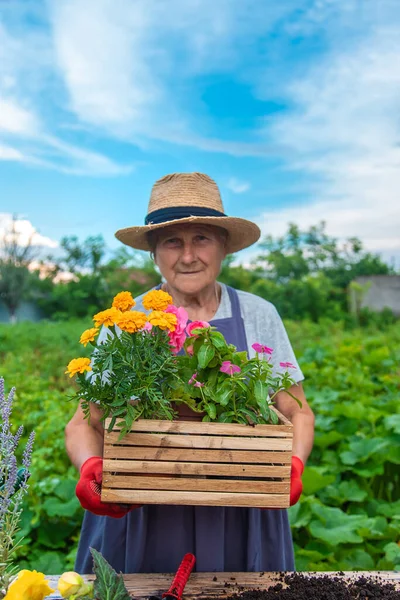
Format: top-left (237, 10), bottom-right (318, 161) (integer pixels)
top-left (188, 372), bottom-right (204, 387)
top-left (186, 320), bottom-right (210, 337)
top-left (165, 305), bottom-right (188, 353)
top-left (280, 361), bottom-right (296, 369)
top-left (252, 343), bottom-right (273, 355)
top-left (220, 361), bottom-right (241, 375)
top-left (188, 372), bottom-right (198, 385)
top-left (142, 322), bottom-right (153, 332)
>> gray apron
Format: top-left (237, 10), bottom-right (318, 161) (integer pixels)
top-left (75, 286), bottom-right (295, 573)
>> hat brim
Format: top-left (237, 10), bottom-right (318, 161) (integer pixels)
top-left (115, 216), bottom-right (261, 254)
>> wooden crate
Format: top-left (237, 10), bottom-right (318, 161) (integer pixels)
top-left (101, 407), bottom-right (293, 508)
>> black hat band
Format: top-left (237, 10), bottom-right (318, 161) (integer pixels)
top-left (145, 206), bottom-right (226, 225)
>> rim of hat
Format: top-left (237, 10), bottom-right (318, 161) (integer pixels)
top-left (115, 172), bottom-right (261, 254)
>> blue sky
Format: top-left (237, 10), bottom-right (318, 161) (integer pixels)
top-left (1, 0), bottom-right (400, 265)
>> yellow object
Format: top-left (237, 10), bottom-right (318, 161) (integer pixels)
top-left (65, 357), bottom-right (92, 377)
top-left (112, 291), bottom-right (136, 312)
top-left (79, 327), bottom-right (99, 347)
top-left (148, 310), bottom-right (177, 331)
top-left (116, 311), bottom-right (147, 333)
top-left (4, 569), bottom-right (54, 600)
top-left (93, 307), bottom-right (122, 327)
top-left (142, 289), bottom-right (173, 311)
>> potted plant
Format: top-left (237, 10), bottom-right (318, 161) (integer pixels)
top-left (66, 290), bottom-right (299, 509)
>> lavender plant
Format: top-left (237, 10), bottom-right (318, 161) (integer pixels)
top-left (0, 377), bottom-right (34, 599)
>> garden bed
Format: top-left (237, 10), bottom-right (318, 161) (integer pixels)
top-left (101, 407), bottom-right (293, 508)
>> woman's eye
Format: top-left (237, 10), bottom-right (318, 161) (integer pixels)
top-left (164, 238), bottom-right (180, 246)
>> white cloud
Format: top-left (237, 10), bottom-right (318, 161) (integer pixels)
top-left (0, 99), bottom-right (39, 135)
top-left (0, 214), bottom-right (59, 250)
top-left (260, 24), bottom-right (400, 261)
top-left (226, 178), bottom-right (251, 194)
top-left (0, 144), bottom-right (24, 161)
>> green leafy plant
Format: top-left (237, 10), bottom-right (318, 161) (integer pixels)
top-left (174, 324), bottom-right (298, 424)
top-left (66, 290), bottom-right (298, 432)
top-left (90, 548), bottom-right (130, 600)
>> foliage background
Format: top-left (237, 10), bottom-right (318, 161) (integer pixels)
top-left (1, 316), bottom-right (399, 573)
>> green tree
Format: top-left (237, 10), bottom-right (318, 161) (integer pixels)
top-left (0, 216), bottom-right (37, 323)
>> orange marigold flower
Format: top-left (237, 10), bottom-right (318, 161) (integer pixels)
top-left (112, 291), bottom-right (136, 312)
top-left (79, 327), bottom-right (99, 347)
top-left (116, 311), bottom-right (147, 333)
top-left (142, 289), bottom-right (173, 311)
top-left (148, 310), bottom-right (177, 331)
top-left (65, 358), bottom-right (92, 378)
top-left (93, 307), bottom-right (121, 327)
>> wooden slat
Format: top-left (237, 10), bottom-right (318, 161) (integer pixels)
top-left (104, 432), bottom-right (292, 450)
top-left (44, 571), bottom-right (400, 600)
top-left (104, 417), bottom-right (293, 437)
top-left (101, 489), bottom-right (290, 507)
top-left (103, 445), bottom-right (292, 464)
top-left (103, 475), bottom-right (290, 493)
top-left (103, 459), bottom-right (291, 477)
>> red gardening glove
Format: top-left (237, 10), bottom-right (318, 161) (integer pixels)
top-left (76, 456), bottom-right (140, 518)
top-left (290, 455), bottom-right (304, 506)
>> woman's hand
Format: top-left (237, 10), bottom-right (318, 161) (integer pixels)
top-left (76, 456), bottom-right (140, 517)
top-left (290, 455), bottom-right (304, 506)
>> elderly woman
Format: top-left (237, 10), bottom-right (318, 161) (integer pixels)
top-left (66, 172), bottom-right (315, 574)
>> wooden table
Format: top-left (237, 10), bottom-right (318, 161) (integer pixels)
top-left (44, 571), bottom-right (400, 599)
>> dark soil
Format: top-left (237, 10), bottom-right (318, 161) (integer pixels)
top-left (211, 573), bottom-right (400, 600)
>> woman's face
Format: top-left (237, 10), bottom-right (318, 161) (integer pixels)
top-left (153, 224), bottom-right (227, 296)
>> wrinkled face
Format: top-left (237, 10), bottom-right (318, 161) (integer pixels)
top-left (153, 224), bottom-right (227, 295)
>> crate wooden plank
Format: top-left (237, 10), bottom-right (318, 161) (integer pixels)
top-left (103, 459), bottom-right (291, 478)
top-left (104, 432), bottom-right (292, 451)
top-left (103, 475), bottom-right (290, 493)
top-left (101, 489), bottom-right (289, 507)
top-left (103, 446), bottom-right (292, 464)
top-left (105, 417), bottom-right (292, 437)
top-left (102, 414), bottom-right (293, 507)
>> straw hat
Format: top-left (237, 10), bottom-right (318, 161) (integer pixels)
top-left (115, 172), bottom-right (261, 253)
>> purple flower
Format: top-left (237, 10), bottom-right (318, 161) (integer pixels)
top-left (194, 381), bottom-right (205, 388)
top-left (252, 343), bottom-right (273, 355)
top-left (279, 361), bottom-right (296, 369)
top-left (220, 361), bottom-right (241, 375)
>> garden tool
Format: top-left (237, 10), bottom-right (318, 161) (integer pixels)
top-left (150, 553), bottom-right (196, 600)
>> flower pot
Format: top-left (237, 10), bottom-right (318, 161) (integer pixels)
top-left (101, 406), bottom-right (293, 509)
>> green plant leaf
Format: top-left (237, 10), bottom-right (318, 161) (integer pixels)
top-left (91, 547), bottom-right (130, 600)
top-left (253, 380), bottom-right (269, 406)
top-left (302, 467), bottom-right (336, 495)
top-left (197, 344), bottom-right (215, 369)
top-left (309, 504), bottom-right (367, 545)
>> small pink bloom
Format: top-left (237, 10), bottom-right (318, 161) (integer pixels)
top-left (220, 361), bottom-right (241, 375)
top-left (280, 361), bottom-right (296, 369)
top-left (142, 322), bottom-right (153, 332)
top-left (194, 381), bottom-right (205, 388)
top-left (186, 320), bottom-right (210, 337)
top-left (165, 305), bottom-right (188, 353)
top-left (186, 344), bottom-right (194, 356)
top-left (252, 343), bottom-right (273, 355)
top-left (188, 372), bottom-right (198, 385)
